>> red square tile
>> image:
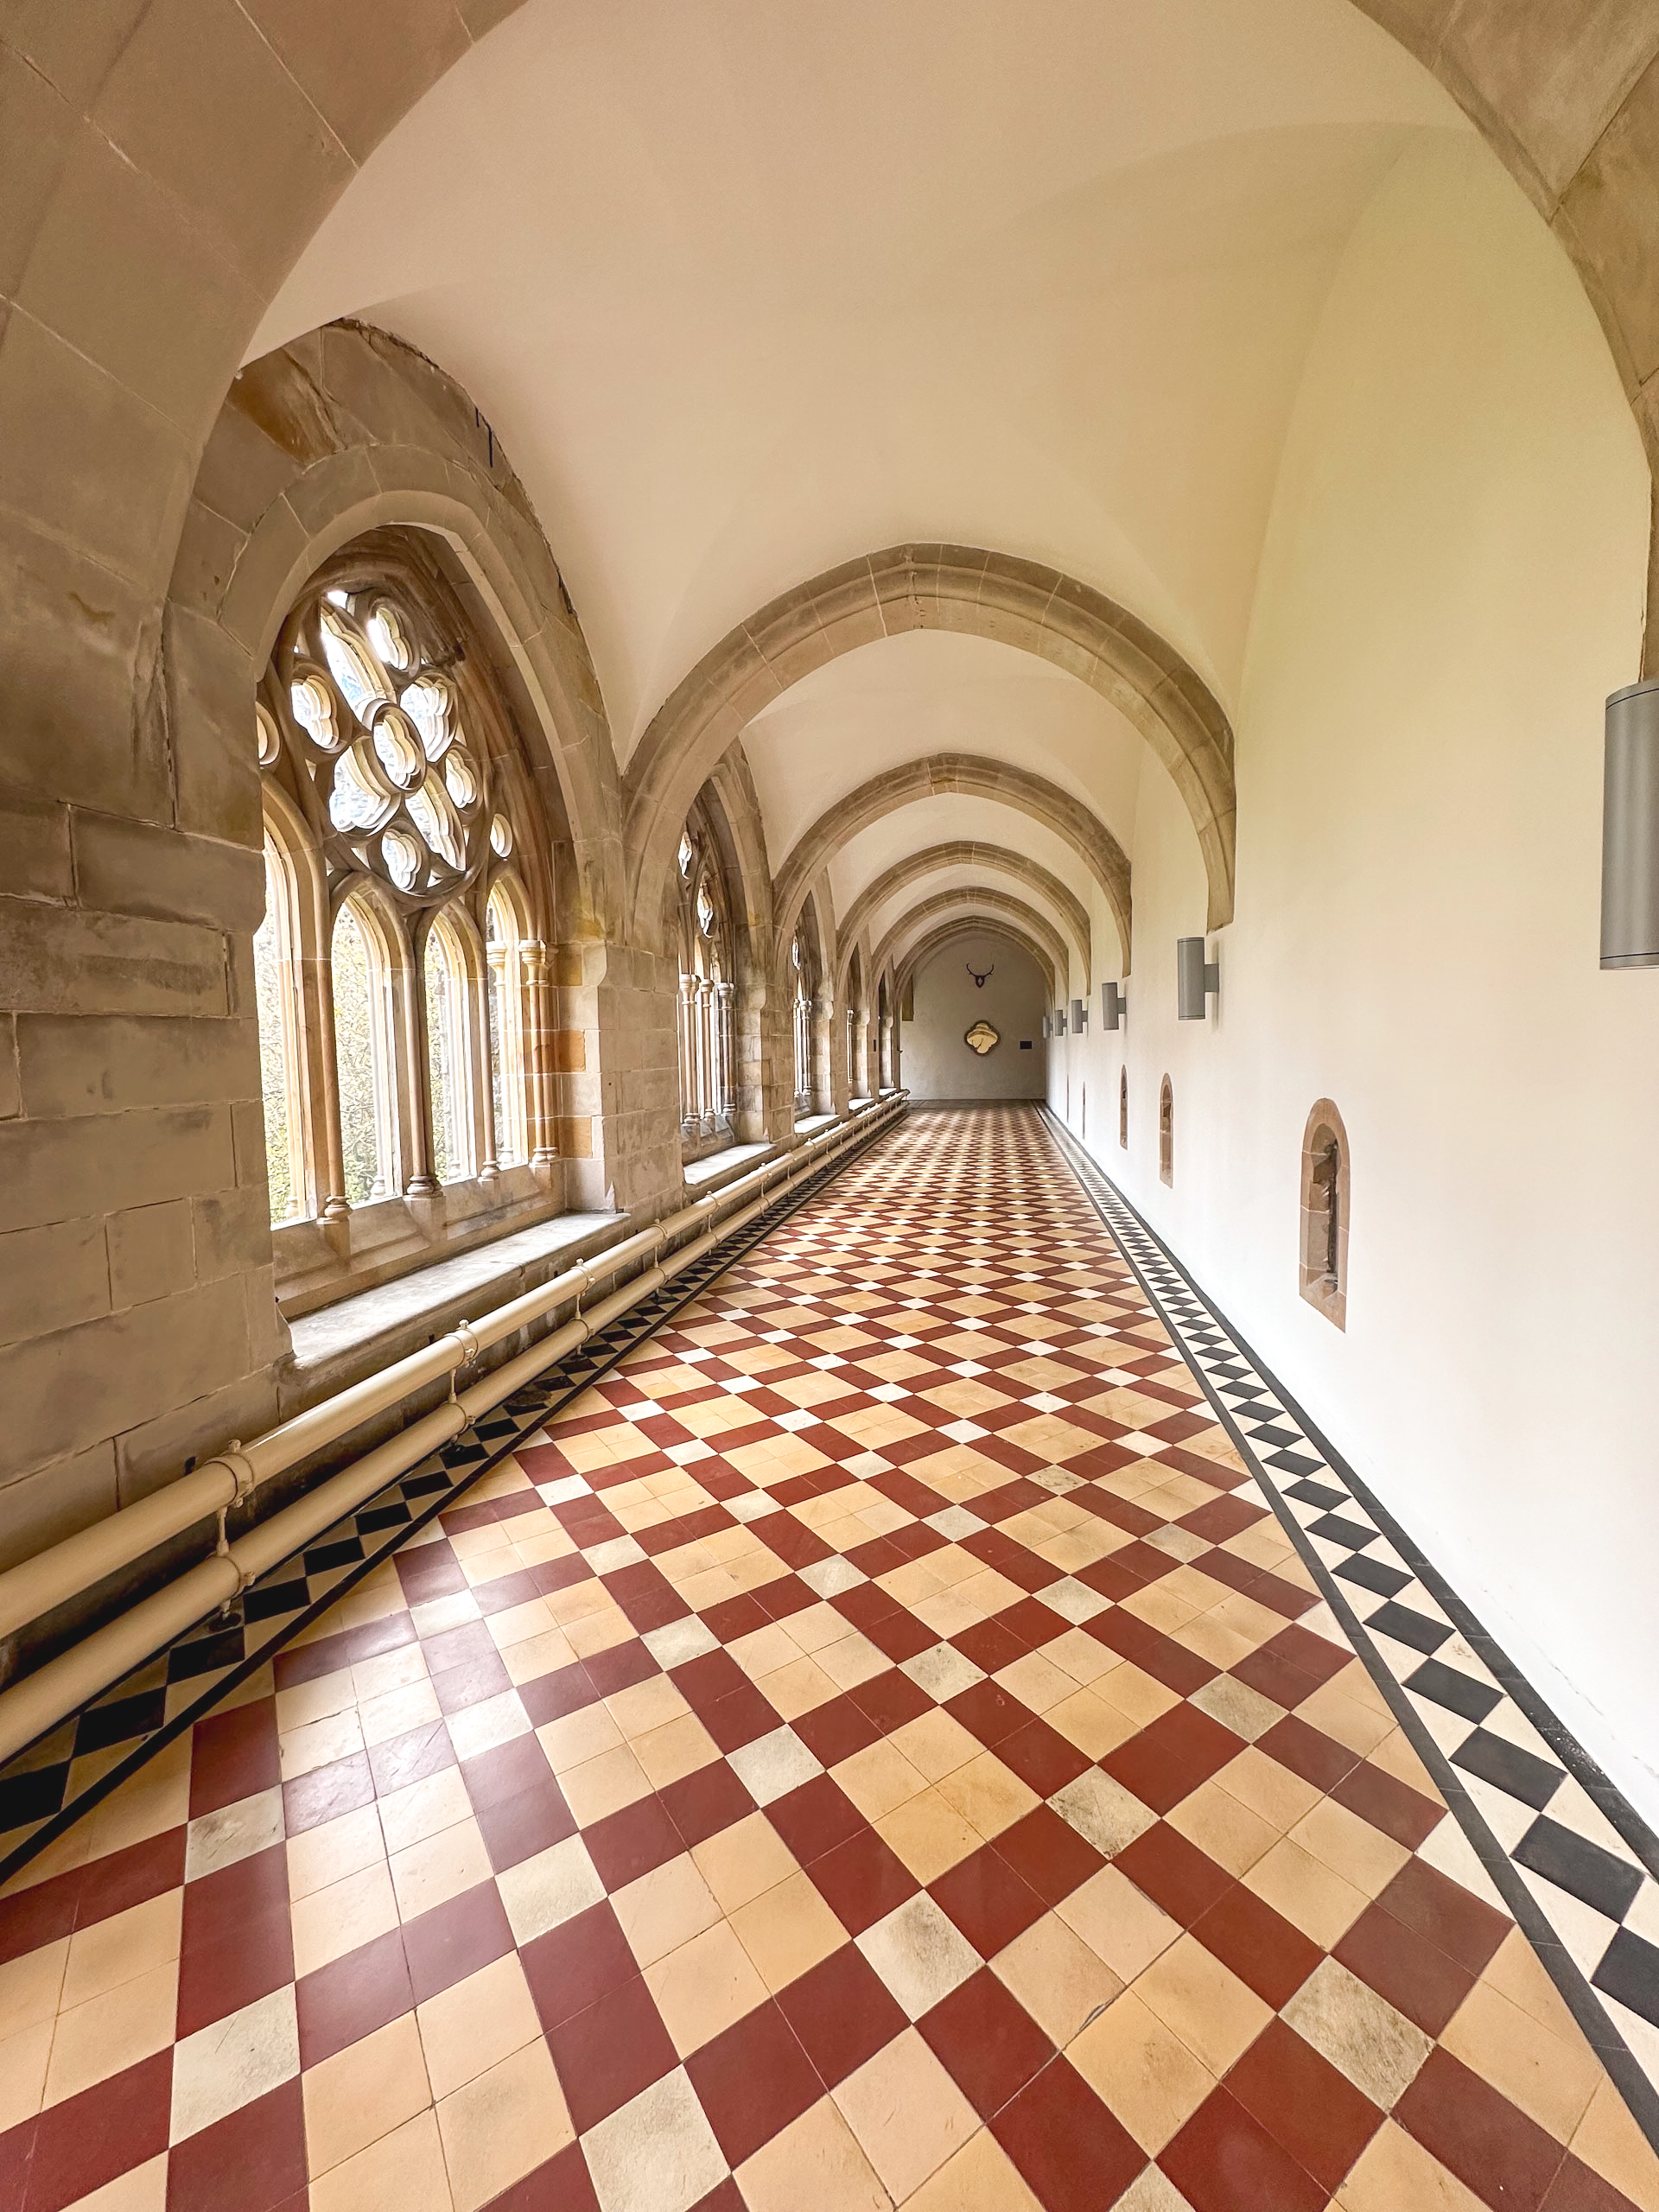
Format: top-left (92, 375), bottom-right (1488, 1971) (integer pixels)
top-left (951, 1618), bottom-right (1028, 1675)
top-left (660, 1759), bottom-right (756, 1850)
top-left (944, 1678), bottom-right (1030, 1750)
top-left (401, 1878), bottom-right (515, 2005)
top-left (1332, 1760), bottom-right (1444, 1852)
top-left (1264, 1624), bottom-right (1351, 1687)
top-left (794, 1694), bottom-right (884, 1768)
top-left (166, 2076), bottom-right (308, 2212)
top-left (702, 1684), bottom-right (782, 1754)
top-left (460, 1733), bottom-right (554, 1812)
top-left (474, 1567), bottom-right (544, 1617)
top-left (808, 1825), bottom-right (918, 1936)
top-left (1257, 1714), bottom-right (1359, 1795)
top-left (274, 1627), bottom-right (354, 1689)
top-left (995, 1805), bottom-right (1103, 1906)
top-left (586, 1638), bottom-right (663, 1699)
top-left (998, 1598), bottom-right (1070, 1650)
top-left (919, 1967), bottom-right (1052, 2120)
top-left (1191, 1883), bottom-right (1321, 2010)
top-left (1113, 1825), bottom-right (1234, 1928)
top-left (0, 1860), bottom-right (85, 1967)
top-left (1224, 2019), bottom-right (1383, 2191)
top-left (996, 1718), bottom-right (1091, 1800)
top-left (281, 1752), bottom-right (378, 1848)
top-left (519, 1662), bottom-right (601, 1726)
top-left (78, 1826), bottom-right (187, 1931)
top-left (24, 2050), bottom-right (172, 2212)
top-left (422, 1620), bottom-right (499, 1675)
top-left (1160, 2086), bottom-right (1327, 2212)
top-left (766, 1775), bottom-right (867, 1867)
top-left (1395, 2047), bottom-right (1565, 2211)
top-left (775, 1943), bottom-right (908, 2088)
top-left (476, 1782), bottom-right (577, 1873)
top-left (177, 1847), bottom-right (293, 2037)
top-left (688, 2181), bottom-right (746, 2212)
top-left (1334, 1900), bottom-right (1478, 2037)
top-left (1087, 1611), bottom-right (1217, 1696)
top-left (486, 2141), bottom-right (602, 2212)
top-left (188, 1698), bottom-right (279, 1819)
top-left (849, 1668), bottom-right (933, 1735)
top-left (366, 1718), bottom-right (456, 1798)
top-left (687, 1999), bottom-right (822, 2165)
top-left (1179, 1496), bottom-right (1268, 1544)
top-left (583, 1790), bottom-right (684, 1890)
top-left (1103, 1704), bottom-right (1240, 1815)
top-left (832, 1583), bottom-right (901, 1634)
top-left (862, 1609), bottom-right (940, 1664)
top-left (548, 1974), bottom-right (678, 2132)
top-left (522, 1900), bottom-right (639, 2032)
top-left (296, 1927), bottom-right (414, 2069)
top-left (989, 2054), bottom-right (1147, 2211)
top-left (1374, 1859), bottom-right (1511, 1976)
top-left (702, 1594), bottom-right (773, 1643)
top-left (931, 1843), bottom-right (1047, 1956)
top-left (1541, 2155), bottom-right (1655, 2211)
top-left (603, 1560), bottom-right (693, 1634)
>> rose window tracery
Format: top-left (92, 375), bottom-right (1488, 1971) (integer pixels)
top-left (264, 585), bottom-right (491, 906)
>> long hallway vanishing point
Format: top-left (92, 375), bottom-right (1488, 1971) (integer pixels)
top-left (3, 1106), bottom-right (1656, 2212)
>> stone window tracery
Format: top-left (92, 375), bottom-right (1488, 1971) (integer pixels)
top-left (253, 536), bottom-right (557, 1230)
top-left (675, 801), bottom-right (735, 1148)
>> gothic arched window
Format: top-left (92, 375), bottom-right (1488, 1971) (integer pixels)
top-left (1300, 1100), bottom-right (1350, 1329)
top-left (675, 800), bottom-right (735, 1149)
top-left (256, 533), bottom-right (555, 1235)
top-left (791, 921), bottom-right (816, 1114)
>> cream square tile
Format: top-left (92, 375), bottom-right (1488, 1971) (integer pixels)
top-left (1214, 1745), bottom-right (1324, 1834)
top-left (1571, 2076), bottom-right (1659, 2212)
top-left (1134, 1933), bottom-right (1272, 2077)
top-left (755, 1655), bottom-right (840, 1720)
top-left (994, 1652), bottom-right (1077, 1714)
top-left (735, 2094), bottom-right (889, 2212)
top-left (0, 2018), bottom-right (54, 2134)
top-left (1096, 1664), bottom-right (1181, 1729)
top-left (417, 1953), bottom-right (541, 2101)
top-left (856, 1894), bottom-right (979, 2020)
top-left (815, 1631), bottom-right (891, 1691)
top-left (613, 1853), bottom-right (721, 1970)
top-left (45, 1962), bottom-right (178, 2107)
top-left (290, 1857), bottom-right (401, 1978)
top-left (607, 1673), bottom-right (692, 1739)
top-left (310, 2107), bottom-right (454, 2212)
top-left (389, 1817), bottom-right (492, 1922)
top-left (1333, 2119), bottom-right (1484, 2209)
top-left (183, 1786), bottom-right (285, 1883)
top-left (1243, 1837), bottom-right (1367, 1949)
top-left (276, 1669), bottom-right (357, 1732)
top-left (632, 1710), bottom-right (721, 1790)
top-left (834, 2025), bottom-right (978, 2199)
top-left (60, 1890), bottom-right (181, 2008)
top-left (875, 1788), bottom-right (984, 1884)
top-left (1440, 1974), bottom-right (1601, 2143)
top-left (377, 1765), bottom-right (474, 1857)
top-left (832, 1739), bottom-right (929, 1822)
top-left (502, 1627), bottom-right (579, 1685)
top-left (0, 1935), bottom-right (67, 2038)
top-left (691, 1811), bottom-right (798, 1913)
top-left (645, 1919), bottom-right (771, 2056)
top-left (937, 1751), bottom-right (1040, 1841)
top-left (302, 2012), bottom-right (431, 2177)
top-left (582, 2065), bottom-right (728, 2212)
top-left (352, 1643), bottom-right (432, 1701)
top-left (1049, 1769), bottom-right (1156, 1858)
top-left (1166, 1779), bottom-right (1279, 1877)
top-left (447, 1690), bottom-right (530, 1764)
top-left (889, 1708), bottom-right (981, 1783)
top-left (729, 1869), bottom-right (846, 1993)
top-left (560, 1743), bottom-right (652, 1826)
top-left (286, 1802), bottom-right (386, 1904)
top-left (1070, 1987), bottom-right (1214, 2153)
top-left (435, 2034), bottom-right (573, 2212)
top-left (279, 1707), bottom-right (366, 1780)
top-left (1058, 1866), bottom-right (1182, 1982)
top-left (1046, 1687), bottom-right (1139, 1760)
top-left (1043, 1628), bottom-right (1120, 1687)
top-left (992, 1910), bottom-right (1122, 2049)
top-left (52, 2148), bottom-right (170, 2209)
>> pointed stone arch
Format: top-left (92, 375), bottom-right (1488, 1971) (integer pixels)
top-left (835, 842), bottom-right (1091, 1000)
top-left (880, 888), bottom-right (1070, 1003)
top-left (896, 918), bottom-right (1058, 1005)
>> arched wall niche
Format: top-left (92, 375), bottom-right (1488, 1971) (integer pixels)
top-left (625, 547), bottom-right (1214, 951)
top-left (1300, 1098), bottom-right (1351, 1330)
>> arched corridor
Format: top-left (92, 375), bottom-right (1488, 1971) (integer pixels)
top-left (3, 1108), bottom-right (1656, 2209)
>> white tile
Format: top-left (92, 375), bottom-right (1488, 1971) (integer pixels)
top-left (900, 1644), bottom-right (985, 1704)
top-left (798, 1558), bottom-right (866, 1600)
top-left (856, 1895), bottom-right (979, 2020)
top-left (643, 1617), bottom-right (720, 1667)
top-left (726, 1727), bottom-right (823, 1808)
top-left (497, 1834), bottom-right (606, 1945)
top-left (582, 2068), bottom-right (728, 2212)
top-left (1041, 1578), bottom-right (1111, 1625)
top-left (585, 1536), bottom-right (647, 1574)
top-left (410, 1592), bottom-right (481, 1637)
top-left (446, 1690), bottom-right (530, 1763)
top-left (184, 1788), bottom-right (285, 1883)
top-left (169, 1986), bottom-right (300, 2145)
top-left (1049, 1770), bottom-right (1156, 1858)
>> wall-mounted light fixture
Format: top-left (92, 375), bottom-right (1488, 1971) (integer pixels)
top-left (1054, 1006), bottom-right (1067, 1036)
top-left (1603, 679), bottom-right (1659, 968)
top-left (1070, 997), bottom-right (1087, 1034)
top-left (1101, 982), bottom-right (1126, 1030)
top-left (1041, 1014), bottom-right (1052, 1038)
top-left (1177, 937), bottom-right (1219, 1020)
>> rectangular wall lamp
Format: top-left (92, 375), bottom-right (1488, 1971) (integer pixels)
top-left (1101, 982), bottom-right (1126, 1029)
top-left (1603, 679), bottom-right (1659, 967)
top-left (1071, 996), bottom-right (1086, 1033)
top-left (1042, 1014), bottom-right (1052, 1037)
top-left (1177, 936), bottom-right (1219, 1020)
top-left (1054, 1007), bottom-right (1067, 1035)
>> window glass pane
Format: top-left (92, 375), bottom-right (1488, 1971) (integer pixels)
top-left (486, 953), bottom-right (510, 1164)
top-left (425, 926), bottom-right (464, 1183)
top-left (333, 902), bottom-right (385, 1205)
top-left (253, 851), bottom-right (298, 1224)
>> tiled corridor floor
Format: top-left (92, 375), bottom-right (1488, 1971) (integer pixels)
top-left (4, 1104), bottom-right (1659, 2211)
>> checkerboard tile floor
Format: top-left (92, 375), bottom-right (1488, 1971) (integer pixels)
top-left (3, 1103), bottom-right (1658, 2211)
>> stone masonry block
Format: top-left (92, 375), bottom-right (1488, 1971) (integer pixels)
top-left (107, 1198), bottom-right (195, 1308)
top-left (0, 1440), bottom-right (120, 1580)
top-left (73, 812), bottom-right (265, 930)
top-left (0, 1276), bottom-right (252, 1478)
top-left (17, 1012), bottom-right (259, 1119)
top-left (0, 1217), bottom-right (110, 1346)
top-left (0, 798), bottom-right (73, 902)
top-left (115, 1365), bottom-right (279, 1509)
top-left (163, 601), bottom-right (263, 845)
top-left (0, 1103), bottom-right (236, 1236)
top-left (192, 1184), bottom-right (272, 1283)
top-left (0, 894), bottom-right (229, 1019)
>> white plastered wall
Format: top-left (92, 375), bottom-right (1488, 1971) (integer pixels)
top-left (906, 938), bottom-right (1049, 1100)
top-left (1053, 135), bottom-right (1659, 1822)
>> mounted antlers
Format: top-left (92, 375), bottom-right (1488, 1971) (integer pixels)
top-left (966, 960), bottom-right (995, 988)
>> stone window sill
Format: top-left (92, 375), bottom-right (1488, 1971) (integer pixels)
top-left (794, 1112), bottom-right (838, 1136)
top-left (284, 1206), bottom-right (626, 1405)
top-left (683, 1140), bottom-right (773, 1197)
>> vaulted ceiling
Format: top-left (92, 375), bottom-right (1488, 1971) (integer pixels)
top-left (257, 0), bottom-right (1469, 986)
